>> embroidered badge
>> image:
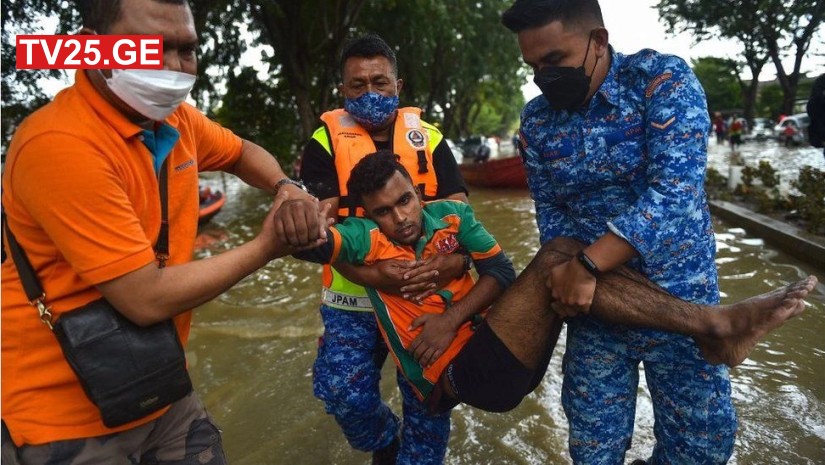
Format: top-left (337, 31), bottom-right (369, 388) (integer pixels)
top-left (406, 129), bottom-right (427, 149)
top-left (435, 234), bottom-right (459, 254)
top-left (650, 116), bottom-right (676, 131)
top-left (645, 72), bottom-right (673, 98)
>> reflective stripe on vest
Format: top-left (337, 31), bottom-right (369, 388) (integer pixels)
top-left (321, 288), bottom-right (373, 311)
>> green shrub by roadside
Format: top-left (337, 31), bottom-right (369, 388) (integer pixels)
top-left (791, 167), bottom-right (825, 235)
top-left (706, 162), bottom-right (825, 235)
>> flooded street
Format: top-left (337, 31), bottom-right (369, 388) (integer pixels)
top-left (706, 137), bottom-right (825, 193)
top-left (190, 141), bottom-right (824, 464)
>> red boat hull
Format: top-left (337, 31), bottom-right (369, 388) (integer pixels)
top-left (459, 156), bottom-right (527, 189)
top-left (198, 190), bottom-right (226, 225)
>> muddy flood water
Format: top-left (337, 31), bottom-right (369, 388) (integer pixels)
top-left (190, 140), bottom-right (824, 464)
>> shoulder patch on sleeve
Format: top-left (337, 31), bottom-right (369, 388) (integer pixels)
top-left (645, 72), bottom-right (673, 98)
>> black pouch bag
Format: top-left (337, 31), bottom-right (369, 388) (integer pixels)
top-left (52, 299), bottom-right (193, 428)
top-left (2, 161), bottom-right (191, 428)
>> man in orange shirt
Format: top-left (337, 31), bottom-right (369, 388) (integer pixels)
top-left (1, 0), bottom-right (323, 463)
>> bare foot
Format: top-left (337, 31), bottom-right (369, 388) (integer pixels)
top-left (695, 275), bottom-right (818, 367)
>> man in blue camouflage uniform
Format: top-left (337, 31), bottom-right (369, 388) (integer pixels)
top-left (300, 34), bottom-right (468, 465)
top-left (502, 1), bottom-right (735, 463)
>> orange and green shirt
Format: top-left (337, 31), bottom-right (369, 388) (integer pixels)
top-left (297, 200), bottom-right (514, 400)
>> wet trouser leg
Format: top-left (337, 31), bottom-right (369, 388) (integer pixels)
top-left (562, 319), bottom-right (639, 464)
top-left (396, 373), bottom-right (451, 465)
top-left (313, 305), bottom-right (399, 452)
top-left (645, 337), bottom-right (736, 464)
top-left (562, 318), bottom-right (736, 465)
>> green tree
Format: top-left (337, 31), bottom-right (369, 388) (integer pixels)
top-left (1, 0), bottom-right (76, 151)
top-left (691, 56), bottom-right (743, 113)
top-left (212, 67), bottom-right (302, 172)
top-left (758, 0), bottom-right (824, 114)
top-left (657, 0), bottom-right (824, 117)
top-left (757, 83), bottom-right (783, 120)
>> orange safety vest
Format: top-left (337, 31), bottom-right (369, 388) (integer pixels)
top-left (314, 107), bottom-right (442, 310)
top-left (319, 107), bottom-right (439, 219)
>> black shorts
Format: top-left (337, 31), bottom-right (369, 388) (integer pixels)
top-left (428, 322), bottom-right (549, 414)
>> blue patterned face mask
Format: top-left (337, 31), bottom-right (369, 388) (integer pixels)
top-left (344, 92), bottom-right (399, 131)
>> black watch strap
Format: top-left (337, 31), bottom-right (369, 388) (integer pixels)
top-left (273, 178), bottom-right (306, 197)
top-left (576, 251), bottom-right (601, 277)
top-left (462, 253), bottom-right (473, 272)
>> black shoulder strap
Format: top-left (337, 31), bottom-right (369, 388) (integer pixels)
top-left (155, 160), bottom-right (170, 267)
top-left (3, 209), bottom-right (44, 302)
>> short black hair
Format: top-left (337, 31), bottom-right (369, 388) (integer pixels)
top-left (77, 0), bottom-right (189, 34)
top-left (339, 33), bottom-right (398, 79)
top-left (501, 0), bottom-right (604, 33)
top-left (347, 151), bottom-right (413, 206)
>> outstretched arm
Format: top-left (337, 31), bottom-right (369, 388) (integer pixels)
top-left (231, 139), bottom-right (323, 247)
top-left (98, 192), bottom-right (330, 326)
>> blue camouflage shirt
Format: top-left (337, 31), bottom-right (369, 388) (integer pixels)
top-left (520, 48), bottom-right (719, 304)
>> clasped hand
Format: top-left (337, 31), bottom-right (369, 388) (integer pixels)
top-left (263, 189), bottom-right (333, 257)
top-left (547, 258), bottom-right (597, 317)
top-left (371, 253), bottom-right (463, 304)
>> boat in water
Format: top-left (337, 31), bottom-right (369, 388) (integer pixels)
top-left (198, 186), bottom-right (226, 225)
top-left (459, 155), bottom-right (528, 189)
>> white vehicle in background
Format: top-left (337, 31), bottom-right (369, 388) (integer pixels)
top-left (774, 113), bottom-right (810, 145)
top-left (746, 117), bottom-right (775, 141)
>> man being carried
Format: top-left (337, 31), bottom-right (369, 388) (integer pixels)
top-left (280, 151), bottom-right (817, 419)
top-left (299, 33), bottom-right (468, 465)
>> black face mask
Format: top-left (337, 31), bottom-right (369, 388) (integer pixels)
top-left (534, 33), bottom-right (599, 112)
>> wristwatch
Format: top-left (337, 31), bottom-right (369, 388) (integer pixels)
top-left (272, 178), bottom-right (307, 197)
top-left (575, 250), bottom-right (601, 277)
top-left (462, 252), bottom-right (473, 272)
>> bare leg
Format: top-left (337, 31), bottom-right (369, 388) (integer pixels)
top-left (486, 237), bottom-right (816, 369)
top-left (483, 240), bottom-right (566, 370)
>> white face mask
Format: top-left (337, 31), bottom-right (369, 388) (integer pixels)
top-left (105, 69), bottom-right (196, 121)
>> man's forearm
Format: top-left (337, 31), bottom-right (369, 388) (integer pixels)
top-left (230, 139), bottom-right (289, 193)
top-left (97, 236), bottom-right (277, 326)
top-left (333, 261), bottom-right (376, 287)
top-left (448, 275), bottom-right (504, 326)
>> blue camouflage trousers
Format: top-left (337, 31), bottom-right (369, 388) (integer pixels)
top-left (313, 305), bottom-right (451, 464)
top-left (562, 318), bottom-right (736, 465)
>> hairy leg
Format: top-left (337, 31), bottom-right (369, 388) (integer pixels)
top-left (438, 237), bottom-right (816, 406)
top-left (487, 237), bottom-right (816, 369)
